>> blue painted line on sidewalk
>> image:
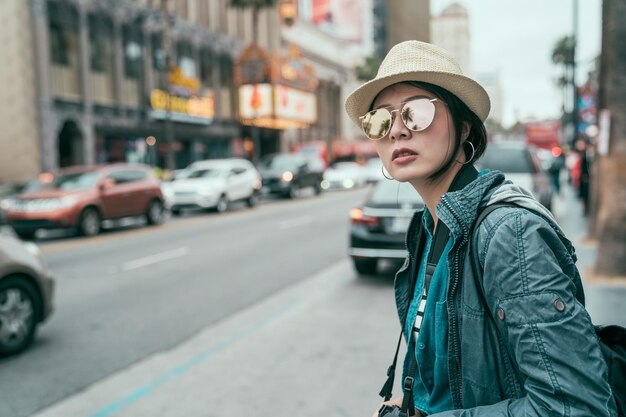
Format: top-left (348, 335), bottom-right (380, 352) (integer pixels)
top-left (87, 300), bottom-right (303, 417)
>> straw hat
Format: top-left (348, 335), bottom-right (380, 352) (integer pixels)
top-left (345, 41), bottom-right (491, 128)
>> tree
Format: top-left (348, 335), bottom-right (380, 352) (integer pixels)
top-left (594, 0), bottom-right (626, 277)
top-left (355, 55), bottom-right (382, 81)
top-left (551, 36), bottom-right (575, 137)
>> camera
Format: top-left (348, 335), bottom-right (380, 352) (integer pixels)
top-left (378, 404), bottom-right (404, 417)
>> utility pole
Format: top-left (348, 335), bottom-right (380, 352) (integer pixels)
top-left (161, 0), bottom-right (176, 170)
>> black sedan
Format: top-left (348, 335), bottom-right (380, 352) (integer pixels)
top-left (258, 153), bottom-right (324, 198)
top-left (349, 180), bottom-right (425, 274)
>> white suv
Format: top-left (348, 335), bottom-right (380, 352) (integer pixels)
top-left (166, 158), bottom-right (261, 215)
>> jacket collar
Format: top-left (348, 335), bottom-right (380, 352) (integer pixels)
top-left (405, 169), bottom-right (506, 254)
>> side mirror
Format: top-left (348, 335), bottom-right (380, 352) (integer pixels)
top-left (99, 178), bottom-right (116, 191)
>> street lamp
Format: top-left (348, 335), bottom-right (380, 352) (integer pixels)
top-left (161, 0), bottom-right (176, 171)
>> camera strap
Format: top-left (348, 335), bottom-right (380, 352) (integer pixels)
top-left (379, 165), bottom-right (479, 416)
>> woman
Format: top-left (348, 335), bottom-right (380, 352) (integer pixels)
top-left (344, 41), bottom-right (617, 417)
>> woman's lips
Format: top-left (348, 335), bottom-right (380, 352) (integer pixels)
top-left (392, 148), bottom-right (419, 164)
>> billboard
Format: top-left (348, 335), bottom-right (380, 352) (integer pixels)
top-left (309, 0), bottom-right (363, 42)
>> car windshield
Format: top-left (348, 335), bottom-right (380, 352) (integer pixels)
top-left (477, 146), bottom-right (535, 173)
top-left (259, 155), bottom-right (301, 170)
top-left (48, 171), bottom-right (100, 190)
top-left (370, 181), bottom-right (423, 204)
top-left (186, 168), bottom-right (224, 179)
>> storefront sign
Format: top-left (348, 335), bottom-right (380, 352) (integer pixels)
top-left (234, 44), bottom-right (271, 86)
top-left (237, 84), bottom-right (317, 129)
top-left (274, 85), bottom-right (316, 123)
top-left (238, 84), bottom-right (273, 119)
top-left (149, 89), bottom-right (215, 124)
top-left (169, 67), bottom-right (200, 96)
top-left (271, 45), bottom-right (318, 92)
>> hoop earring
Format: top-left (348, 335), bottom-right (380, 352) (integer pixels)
top-left (381, 165), bottom-right (394, 180)
top-left (460, 141), bottom-right (476, 165)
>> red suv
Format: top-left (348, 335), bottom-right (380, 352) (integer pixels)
top-left (6, 164), bottom-right (165, 239)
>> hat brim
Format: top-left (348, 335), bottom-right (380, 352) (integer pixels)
top-left (345, 71), bottom-right (491, 129)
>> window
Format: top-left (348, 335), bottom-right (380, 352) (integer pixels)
top-left (89, 15), bottom-right (114, 73)
top-left (48, 3), bottom-right (78, 66)
top-left (108, 170), bottom-right (147, 184)
top-left (123, 26), bottom-right (143, 79)
top-left (200, 49), bottom-right (213, 88)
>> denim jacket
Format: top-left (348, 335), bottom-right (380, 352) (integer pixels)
top-left (394, 170), bottom-right (617, 416)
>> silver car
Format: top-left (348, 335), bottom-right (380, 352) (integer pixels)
top-left (476, 142), bottom-right (555, 211)
top-left (0, 233), bottom-right (55, 355)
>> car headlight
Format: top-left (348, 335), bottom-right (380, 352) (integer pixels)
top-left (281, 171), bottom-right (294, 183)
top-left (59, 195), bottom-right (79, 208)
top-left (0, 198), bottom-right (15, 211)
top-left (23, 241), bottom-right (41, 257)
top-left (342, 179), bottom-right (355, 188)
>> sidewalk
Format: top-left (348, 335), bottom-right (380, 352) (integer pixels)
top-left (551, 184), bottom-right (626, 327)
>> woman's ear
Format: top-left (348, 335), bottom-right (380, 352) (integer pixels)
top-left (461, 121), bottom-right (471, 141)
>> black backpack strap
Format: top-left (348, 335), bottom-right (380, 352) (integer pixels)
top-left (379, 165), bottom-right (479, 409)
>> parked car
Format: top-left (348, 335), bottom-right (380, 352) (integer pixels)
top-left (0, 179), bottom-right (48, 225)
top-left (349, 180), bottom-right (425, 274)
top-left (5, 163), bottom-right (165, 239)
top-left (363, 157), bottom-right (385, 184)
top-left (0, 232), bottom-right (55, 355)
top-left (321, 161), bottom-right (366, 190)
top-left (167, 158), bottom-right (261, 215)
top-left (259, 153), bottom-right (324, 198)
top-left (476, 141), bottom-right (554, 211)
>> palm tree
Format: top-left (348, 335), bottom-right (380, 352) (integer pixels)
top-left (594, 0), bottom-right (626, 277)
top-left (230, 0), bottom-right (278, 44)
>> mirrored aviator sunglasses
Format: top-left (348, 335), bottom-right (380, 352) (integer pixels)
top-left (360, 97), bottom-right (439, 140)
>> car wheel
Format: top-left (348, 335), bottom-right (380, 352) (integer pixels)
top-left (0, 276), bottom-right (40, 356)
top-left (215, 195), bottom-right (229, 213)
top-left (171, 208), bottom-right (181, 216)
top-left (246, 192), bottom-right (258, 208)
top-left (77, 207), bottom-right (101, 237)
top-left (314, 182), bottom-right (322, 195)
top-left (15, 230), bottom-right (36, 240)
top-left (287, 185), bottom-right (298, 199)
top-left (146, 199), bottom-right (165, 225)
top-left (353, 258), bottom-right (378, 275)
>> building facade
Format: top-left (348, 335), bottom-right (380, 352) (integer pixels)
top-left (431, 2), bottom-right (470, 73)
top-left (4, 0), bottom-right (322, 182)
top-left (373, 0), bottom-right (430, 60)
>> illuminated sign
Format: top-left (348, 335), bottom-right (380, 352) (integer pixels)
top-left (149, 89), bottom-right (215, 124)
top-left (238, 84), bottom-right (273, 119)
top-left (168, 67), bottom-right (200, 96)
top-left (238, 84), bottom-right (317, 129)
top-left (234, 44), bottom-right (271, 86)
top-left (274, 85), bottom-right (316, 123)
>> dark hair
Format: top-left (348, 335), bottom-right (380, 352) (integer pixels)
top-left (404, 81), bottom-right (488, 181)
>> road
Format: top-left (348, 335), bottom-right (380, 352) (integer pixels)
top-left (0, 188), bottom-right (373, 417)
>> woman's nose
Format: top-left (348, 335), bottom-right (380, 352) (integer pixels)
top-left (388, 110), bottom-right (411, 141)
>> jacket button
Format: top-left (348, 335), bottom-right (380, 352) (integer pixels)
top-left (554, 298), bottom-right (566, 312)
top-left (497, 307), bottom-right (505, 321)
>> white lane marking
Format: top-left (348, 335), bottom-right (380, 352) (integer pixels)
top-left (279, 216), bottom-right (313, 229)
top-left (122, 247), bottom-right (190, 271)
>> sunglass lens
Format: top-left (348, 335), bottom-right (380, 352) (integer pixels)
top-left (401, 98), bottom-right (436, 131)
top-left (362, 109), bottom-right (392, 140)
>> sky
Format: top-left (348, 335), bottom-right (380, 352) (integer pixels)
top-left (430, 0), bottom-right (602, 127)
